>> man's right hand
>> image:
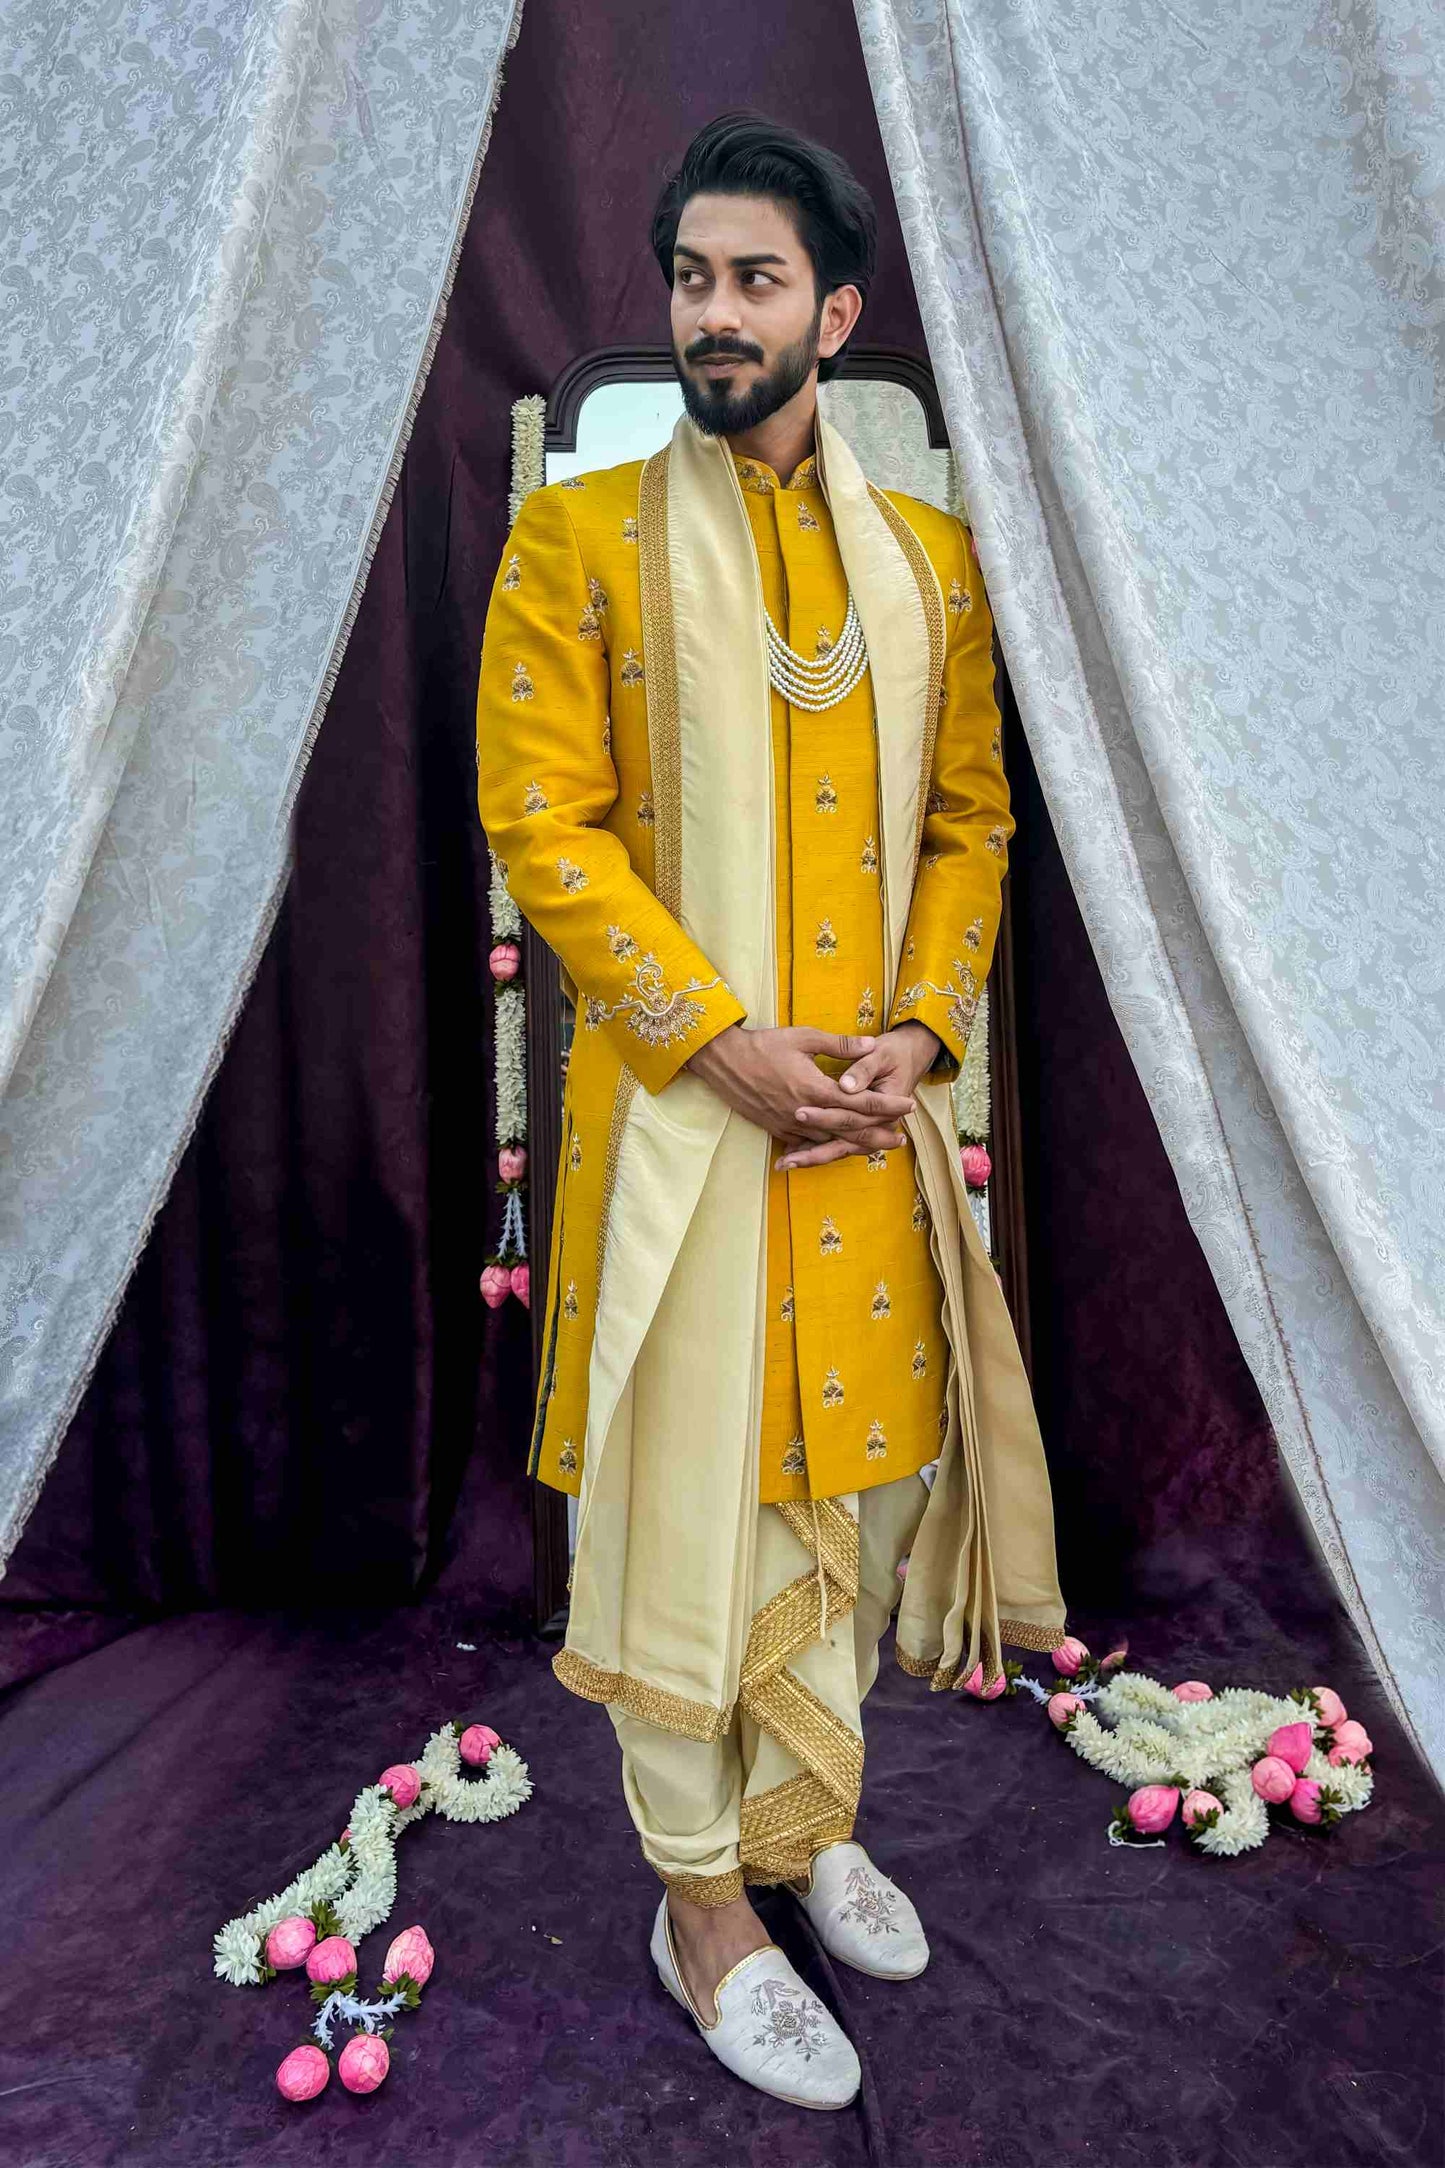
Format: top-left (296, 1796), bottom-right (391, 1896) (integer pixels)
top-left (684, 1025), bottom-right (916, 1155)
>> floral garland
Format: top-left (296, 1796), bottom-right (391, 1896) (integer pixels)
top-left (481, 848), bottom-right (531, 1311)
top-left (214, 1719), bottom-right (532, 2100)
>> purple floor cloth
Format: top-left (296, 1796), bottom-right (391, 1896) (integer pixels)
top-left (2, 1532), bottom-right (1440, 2168)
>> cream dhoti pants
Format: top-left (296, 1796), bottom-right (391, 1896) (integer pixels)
top-left (608, 1471), bottom-right (930, 1907)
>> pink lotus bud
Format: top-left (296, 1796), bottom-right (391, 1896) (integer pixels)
top-left (1047, 1692), bottom-right (1084, 1729)
top-left (489, 942), bottom-right (521, 982)
top-left (1311, 1687), bottom-right (1346, 1728)
top-left (338, 2033), bottom-right (390, 2094)
top-left (1289, 1777), bottom-right (1323, 1825)
top-left (1171, 1680), bottom-right (1213, 1703)
top-left (1267, 1721), bottom-right (1314, 1774)
top-left (1251, 1755), bottom-right (1296, 1804)
top-left (895, 1553), bottom-right (910, 1582)
top-left (960, 1662), bottom-right (1006, 1701)
top-left (1182, 1788), bottom-right (1223, 1830)
top-left (264, 1916), bottom-right (317, 1971)
top-left (459, 1723), bottom-right (502, 1767)
top-left (959, 1143), bottom-right (992, 1189)
top-left (275, 2043), bottom-right (330, 2101)
top-left (498, 1144), bottom-right (527, 1182)
top-left (1051, 1636), bottom-right (1090, 1678)
top-left (339, 1827), bottom-right (351, 1847)
top-left (379, 1763), bottom-right (421, 1809)
top-left (1126, 1785), bottom-right (1179, 1835)
top-left (510, 1261), bottom-right (530, 1307)
top-left (382, 1924), bottom-right (435, 1987)
top-left (479, 1263), bottom-right (511, 1309)
top-left (1328, 1719), bottom-right (1373, 1765)
top-left (1100, 1644), bottom-right (1129, 1672)
top-left (305, 1935), bottom-right (357, 1985)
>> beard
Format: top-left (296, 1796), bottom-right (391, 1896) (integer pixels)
top-left (673, 299), bottom-right (824, 437)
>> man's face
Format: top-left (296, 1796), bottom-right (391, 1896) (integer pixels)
top-left (668, 191), bottom-right (857, 437)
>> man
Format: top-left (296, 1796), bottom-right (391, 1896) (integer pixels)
top-left (477, 112), bottom-right (1065, 2110)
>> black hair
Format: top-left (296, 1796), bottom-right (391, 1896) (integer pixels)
top-left (650, 110), bottom-right (877, 382)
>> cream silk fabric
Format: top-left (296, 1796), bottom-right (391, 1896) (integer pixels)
top-left (0, 0), bottom-right (523, 1561)
top-left (562, 413), bottom-right (1064, 1732)
top-left (854, 0), bottom-right (1445, 1771)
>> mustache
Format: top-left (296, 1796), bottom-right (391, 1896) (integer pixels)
top-left (687, 340), bottom-right (761, 364)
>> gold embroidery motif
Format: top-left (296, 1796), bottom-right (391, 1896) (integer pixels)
top-left (985, 825), bottom-right (1007, 856)
top-left (856, 985), bottom-right (876, 1029)
top-left (636, 790), bottom-right (655, 827)
top-left (556, 857), bottom-right (588, 893)
top-left (602, 715), bottom-right (611, 756)
top-left (781, 1437), bottom-right (807, 1476)
top-left (814, 774), bottom-right (838, 814)
top-left (569, 1131), bottom-right (583, 1170)
top-left (560, 476), bottom-right (585, 489)
top-left (865, 1420), bottom-right (888, 1460)
top-left (584, 952), bottom-right (722, 1049)
top-left (588, 575), bottom-right (608, 614)
top-left (947, 576), bottom-right (971, 614)
top-left (606, 924), bottom-right (639, 959)
top-left (865, 1150), bottom-right (887, 1171)
top-left (578, 603), bottom-right (602, 642)
top-left (815, 918), bottom-right (838, 958)
top-left (734, 458), bottom-right (775, 495)
top-left (511, 660), bottom-right (534, 701)
top-left (620, 646), bottom-right (644, 687)
top-left (860, 834), bottom-right (878, 872)
top-left (797, 502), bottom-right (820, 531)
top-left (905, 936), bottom-right (916, 959)
top-left (819, 1216), bottom-right (842, 1257)
top-left (870, 1280), bottom-right (891, 1320)
top-left (937, 1402), bottom-right (949, 1436)
top-left (911, 1189), bottom-right (929, 1232)
top-left (822, 1367), bottom-right (844, 1408)
top-left (789, 455), bottom-right (818, 487)
top-left (895, 956), bottom-right (981, 1044)
top-left (563, 1280), bottom-right (579, 1319)
top-left (501, 553), bottom-right (521, 590)
top-left (925, 783), bottom-right (946, 816)
top-left (780, 1285), bottom-right (795, 1321)
top-left (963, 917), bottom-right (984, 951)
top-left (990, 722), bottom-right (1002, 763)
top-left (923, 850), bottom-right (941, 870)
top-left (621, 515), bottom-right (638, 542)
top-left (815, 624), bottom-right (835, 659)
top-left (911, 1338), bottom-right (928, 1380)
top-left (558, 1438), bottom-right (579, 1475)
top-left (522, 779), bottom-right (548, 815)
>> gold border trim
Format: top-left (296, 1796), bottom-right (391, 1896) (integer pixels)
top-left (657, 1865), bottom-right (746, 1910)
top-left (552, 1647), bottom-right (734, 1741)
top-left (637, 446), bottom-right (682, 917)
top-left (740, 1772), bottom-right (854, 1885)
top-left (866, 482), bottom-right (947, 868)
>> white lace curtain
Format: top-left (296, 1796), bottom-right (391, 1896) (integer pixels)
top-left (854, 0), bottom-right (1445, 1774)
top-left (0, 0), bottom-right (524, 1560)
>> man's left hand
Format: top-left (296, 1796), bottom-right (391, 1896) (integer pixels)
top-left (773, 1022), bottom-right (942, 1171)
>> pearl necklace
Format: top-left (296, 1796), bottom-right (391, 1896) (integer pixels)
top-left (763, 592), bottom-right (869, 710)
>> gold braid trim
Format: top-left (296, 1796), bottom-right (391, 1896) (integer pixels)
top-left (866, 482), bottom-right (947, 869)
top-left (895, 1617), bottom-right (1067, 1691)
top-left (736, 1498), bottom-right (863, 1880)
top-left (551, 1648), bottom-right (734, 1742)
top-left (1001, 1617), bottom-right (1068, 1653)
top-left (637, 448), bottom-right (682, 916)
top-left (656, 1865), bottom-right (745, 1909)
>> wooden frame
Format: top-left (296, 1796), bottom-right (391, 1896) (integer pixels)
top-left (521, 347), bottom-right (1030, 1628)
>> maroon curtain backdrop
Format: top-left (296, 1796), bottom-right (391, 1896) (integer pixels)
top-left (6, 0), bottom-right (1294, 1634)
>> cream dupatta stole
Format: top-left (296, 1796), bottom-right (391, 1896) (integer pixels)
top-left (556, 413), bottom-right (1065, 1807)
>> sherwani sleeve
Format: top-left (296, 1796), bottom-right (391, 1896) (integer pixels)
top-left (476, 484), bottom-right (747, 1094)
top-left (886, 515), bottom-right (1012, 1081)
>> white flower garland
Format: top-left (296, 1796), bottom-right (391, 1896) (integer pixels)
top-left (951, 982), bottom-right (991, 1143)
top-left (213, 1726), bottom-right (533, 1987)
top-left (493, 981), bottom-right (527, 1148)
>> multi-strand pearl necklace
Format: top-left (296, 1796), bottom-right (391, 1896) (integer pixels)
top-left (764, 592), bottom-right (869, 710)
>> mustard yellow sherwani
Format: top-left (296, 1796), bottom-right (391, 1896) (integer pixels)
top-left (476, 414), bottom-right (1064, 1899)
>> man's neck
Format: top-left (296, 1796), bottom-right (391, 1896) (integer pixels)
top-left (724, 395), bottom-right (818, 485)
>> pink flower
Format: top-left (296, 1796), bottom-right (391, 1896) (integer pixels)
top-left (264, 1916), bottom-right (317, 1971)
top-left (1047, 1692), bottom-right (1084, 1729)
top-left (1181, 1788), bottom-right (1223, 1830)
top-left (1171, 1680), bottom-right (1213, 1703)
top-left (1328, 1719), bottom-right (1373, 1765)
top-left (1251, 1755), bottom-right (1296, 1804)
top-left (489, 942), bottom-right (521, 982)
top-left (959, 1143), bottom-right (992, 1189)
top-left (498, 1144), bottom-right (527, 1183)
top-left (275, 2044), bottom-right (330, 2101)
top-left (379, 1763), bottom-right (421, 1809)
top-left (1051, 1636), bottom-right (1090, 1678)
top-left (479, 1263), bottom-right (511, 1309)
top-left (305, 1935), bottom-right (357, 1986)
top-left (382, 1924), bottom-right (435, 1988)
top-left (1267, 1721), bottom-right (1314, 1774)
top-left (338, 2033), bottom-right (390, 2094)
top-left (510, 1261), bottom-right (530, 1307)
top-left (895, 1554), bottom-right (910, 1582)
top-left (339, 1826), bottom-right (351, 1847)
top-left (1100, 1644), bottom-right (1129, 1673)
top-left (1311, 1687), bottom-right (1347, 1728)
top-left (459, 1723), bottom-right (501, 1767)
top-left (1289, 1778), bottom-right (1323, 1825)
top-left (960, 1662), bottom-right (1006, 1701)
top-left (1126, 1785), bottom-right (1179, 1835)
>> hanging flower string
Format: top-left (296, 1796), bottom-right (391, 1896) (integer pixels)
top-left (483, 848), bottom-right (530, 1310)
top-left (214, 1720), bottom-right (532, 2100)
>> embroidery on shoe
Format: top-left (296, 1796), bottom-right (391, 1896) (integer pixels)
top-left (747, 1977), bottom-right (831, 2061)
top-left (838, 1865), bottom-right (901, 1936)
top-left (584, 952), bottom-right (722, 1049)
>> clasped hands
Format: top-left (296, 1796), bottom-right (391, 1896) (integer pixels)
top-left (684, 1021), bottom-right (941, 1172)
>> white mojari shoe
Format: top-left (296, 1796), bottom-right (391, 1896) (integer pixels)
top-left (792, 1840), bottom-right (930, 1980)
top-left (650, 1894), bottom-right (861, 2110)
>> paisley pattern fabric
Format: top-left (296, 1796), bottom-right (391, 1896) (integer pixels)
top-left (854, 0), bottom-right (1445, 1772)
top-left (0, 0), bottom-right (525, 1564)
